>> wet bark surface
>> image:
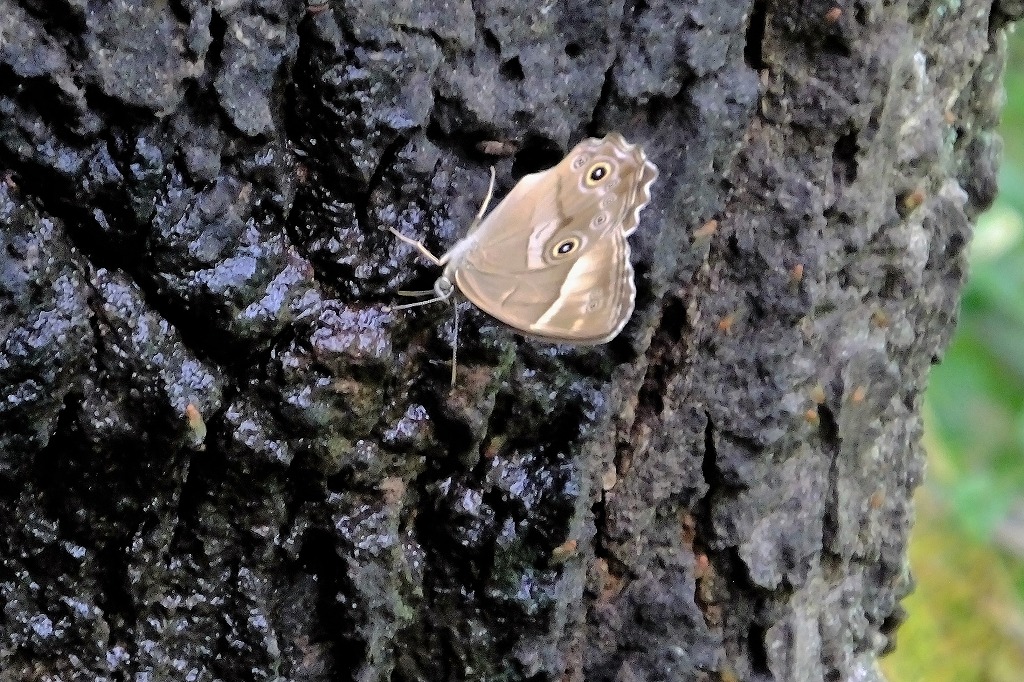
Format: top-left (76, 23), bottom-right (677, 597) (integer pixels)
top-left (0, 1), bottom-right (1019, 680)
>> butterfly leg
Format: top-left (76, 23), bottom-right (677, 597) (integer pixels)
top-left (450, 299), bottom-right (460, 389)
top-left (383, 292), bottom-right (452, 312)
top-left (388, 227), bottom-right (443, 266)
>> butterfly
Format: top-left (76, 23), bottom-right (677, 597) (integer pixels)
top-left (388, 132), bottom-right (658, 384)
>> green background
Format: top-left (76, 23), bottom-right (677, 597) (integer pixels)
top-left (881, 22), bottom-right (1024, 681)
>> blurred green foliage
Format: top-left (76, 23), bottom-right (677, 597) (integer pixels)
top-left (882, 21), bottom-right (1024, 682)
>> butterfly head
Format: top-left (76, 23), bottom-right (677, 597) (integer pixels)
top-left (434, 275), bottom-right (455, 300)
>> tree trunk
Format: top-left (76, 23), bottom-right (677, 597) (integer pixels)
top-left (0, 1), bottom-right (1017, 680)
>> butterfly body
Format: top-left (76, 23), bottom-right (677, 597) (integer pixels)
top-left (397, 133), bottom-right (658, 346)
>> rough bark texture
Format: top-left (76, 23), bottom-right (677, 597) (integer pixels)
top-left (0, 1), bottom-right (1019, 680)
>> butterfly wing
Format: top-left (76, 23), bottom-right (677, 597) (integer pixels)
top-left (516, 226), bottom-right (635, 344)
top-left (446, 133), bottom-right (657, 344)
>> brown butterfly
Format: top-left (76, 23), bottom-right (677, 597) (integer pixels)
top-left (389, 133), bottom-right (658, 383)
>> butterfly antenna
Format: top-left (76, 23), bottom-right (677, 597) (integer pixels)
top-left (472, 167), bottom-right (497, 225)
top-left (450, 299), bottom-right (459, 388)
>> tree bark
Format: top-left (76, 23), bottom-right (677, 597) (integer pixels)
top-left (0, 1), bottom-right (1018, 680)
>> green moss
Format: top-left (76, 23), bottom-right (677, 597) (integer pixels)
top-left (881, 485), bottom-right (1024, 681)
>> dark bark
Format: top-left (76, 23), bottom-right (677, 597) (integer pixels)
top-left (0, 1), bottom-right (1017, 680)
